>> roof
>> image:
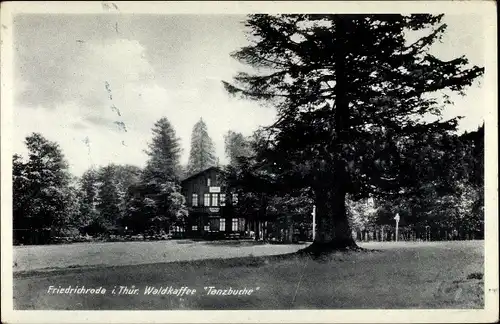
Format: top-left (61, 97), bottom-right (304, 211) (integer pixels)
top-left (180, 166), bottom-right (223, 183)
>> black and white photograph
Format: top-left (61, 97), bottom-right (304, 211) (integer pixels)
top-left (1, 1), bottom-right (498, 323)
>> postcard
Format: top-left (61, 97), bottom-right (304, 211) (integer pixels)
top-left (1, 1), bottom-right (498, 323)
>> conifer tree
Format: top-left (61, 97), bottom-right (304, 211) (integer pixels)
top-left (137, 117), bottom-right (187, 233)
top-left (224, 14), bottom-right (484, 252)
top-left (187, 118), bottom-right (217, 175)
top-left (143, 117), bottom-right (182, 183)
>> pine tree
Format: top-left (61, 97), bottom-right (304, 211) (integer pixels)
top-left (224, 14), bottom-right (484, 252)
top-left (187, 118), bottom-right (217, 175)
top-left (143, 117), bottom-right (182, 184)
top-left (135, 117), bottom-right (187, 234)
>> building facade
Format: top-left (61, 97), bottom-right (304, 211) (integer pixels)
top-left (179, 167), bottom-right (246, 239)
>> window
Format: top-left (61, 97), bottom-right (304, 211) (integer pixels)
top-left (232, 218), bottom-right (238, 231)
top-left (192, 194), bottom-right (198, 207)
top-left (211, 194), bottom-right (219, 206)
top-left (204, 193), bottom-right (210, 206)
top-left (192, 225), bottom-right (198, 231)
top-left (204, 225), bottom-right (210, 231)
top-left (219, 218), bottom-right (226, 231)
top-left (207, 177), bottom-right (211, 186)
top-left (232, 193), bottom-right (239, 205)
top-left (220, 194), bottom-right (226, 206)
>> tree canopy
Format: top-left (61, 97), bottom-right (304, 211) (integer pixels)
top-left (134, 117), bottom-right (187, 234)
top-left (13, 133), bottom-right (75, 236)
top-left (224, 14), bottom-right (484, 251)
top-left (187, 118), bottom-right (217, 175)
top-left (143, 117), bottom-right (182, 184)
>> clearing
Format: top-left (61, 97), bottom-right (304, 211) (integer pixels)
top-left (13, 240), bottom-right (484, 309)
top-left (13, 239), bottom-right (307, 273)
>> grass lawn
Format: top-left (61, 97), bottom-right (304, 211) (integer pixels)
top-left (13, 240), bottom-right (484, 309)
top-left (13, 239), bottom-right (307, 273)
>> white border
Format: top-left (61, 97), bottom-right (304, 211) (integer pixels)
top-left (1, 1), bottom-right (498, 323)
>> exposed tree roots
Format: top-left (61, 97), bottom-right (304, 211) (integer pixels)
top-left (297, 239), bottom-right (366, 258)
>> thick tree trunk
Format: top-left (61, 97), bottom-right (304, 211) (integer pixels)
top-left (297, 16), bottom-right (360, 255)
top-left (301, 186), bottom-right (358, 254)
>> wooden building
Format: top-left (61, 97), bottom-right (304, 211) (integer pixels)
top-left (179, 167), bottom-right (246, 239)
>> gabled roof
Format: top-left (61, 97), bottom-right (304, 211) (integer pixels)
top-left (180, 166), bottom-right (223, 183)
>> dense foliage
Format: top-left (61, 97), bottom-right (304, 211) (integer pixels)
top-left (224, 14), bottom-right (484, 250)
top-left (13, 118), bottom-right (188, 244)
top-left (12, 123), bottom-right (484, 245)
top-left (126, 117), bottom-right (187, 235)
top-left (187, 118), bottom-right (217, 176)
top-left (360, 125), bottom-right (485, 240)
top-left (13, 134), bottom-right (78, 243)
top-left (223, 130), bottom-right (314, 241)
top-left (12, 15), bottom-right (485, 246)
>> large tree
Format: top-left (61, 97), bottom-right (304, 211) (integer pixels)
top-left (224, 14), bottom-right (484, 252)
top-left (132, 117), bottom-right (187, 234)
top-left (13, 133), bottom-right (75, 241)
top-left (187, 118), bottom-right (217, 175)
top-left (143, 117), bottom-right (182, 183)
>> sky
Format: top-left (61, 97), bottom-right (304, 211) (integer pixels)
top-left (12, 14), bottom-right (487, 176)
